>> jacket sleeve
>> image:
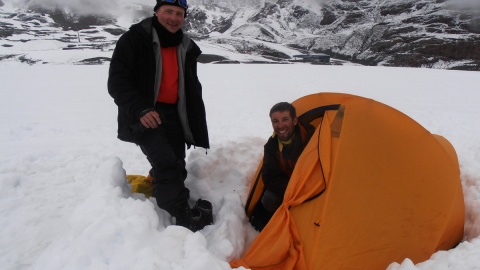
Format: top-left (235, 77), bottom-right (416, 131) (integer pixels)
top-left (184, 40), bottom-right (210, 149)
top-left (261, 141), bottom-right (290, 199)
top-left (107, 30), bottom-right (150, 120)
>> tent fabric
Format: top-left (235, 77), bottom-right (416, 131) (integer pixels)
top-left (231, 93), bottom-right (464, 270)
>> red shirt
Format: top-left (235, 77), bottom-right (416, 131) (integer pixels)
top-left (157, 47), bottom-right (179, 104)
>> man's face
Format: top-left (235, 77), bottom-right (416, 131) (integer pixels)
top-left (155, 5), bottom-right (185, 33)
top-left (270, 110), bottom-right (298, 141)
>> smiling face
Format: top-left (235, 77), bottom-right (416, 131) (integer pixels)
top-left (270, 110), bottom-right (298, 141)
top-left (155, 5), bottom-right (185, 33)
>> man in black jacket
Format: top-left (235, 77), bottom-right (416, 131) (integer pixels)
top-left (108, 0), bottom-right (211, 232)
top-left (249, 102), bottom-right (315, 231)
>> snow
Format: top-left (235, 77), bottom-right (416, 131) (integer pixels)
top-left (1, 59), bottom-right (480, 270)
top-left (1, 0), bottom-right (480, 268)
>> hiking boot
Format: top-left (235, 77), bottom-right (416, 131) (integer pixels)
top-left (173, 200), bottom-right (195, 231)
top-left (192, 199), bottom-right (213, 229)
top-left (190, 212), bottom-right (211, 231)
top-left (191, 208), bottom-right (205, 231)
top-left (173, 199), bottom-right (213, 232)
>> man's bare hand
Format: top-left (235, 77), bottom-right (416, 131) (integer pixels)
top-left (140, 110), bottom-right (161, 128)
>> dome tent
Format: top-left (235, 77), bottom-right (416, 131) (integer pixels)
top-left (231, 92), bottom-right (464, 270)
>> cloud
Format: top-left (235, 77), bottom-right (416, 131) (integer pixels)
top-left (10, 0), bottom-right (154, 16)
top-left (446, 0), bottom-right (480, 10)
top-left (33, 0), bottom-right (115, 15)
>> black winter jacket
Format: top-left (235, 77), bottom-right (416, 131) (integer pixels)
top-left (108, 17), bottom-right (209, 149)
top-left (261, 121), bottom-right (315, 198)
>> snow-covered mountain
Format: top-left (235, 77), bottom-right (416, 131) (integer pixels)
top-left (1, 0), bottom-right (479, 69)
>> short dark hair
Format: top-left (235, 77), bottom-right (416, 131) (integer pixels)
top-left (269, 102), bottom-right (296, 119)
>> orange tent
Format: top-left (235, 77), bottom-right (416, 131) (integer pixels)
top-left (230, 93), bottom-right (464, 270)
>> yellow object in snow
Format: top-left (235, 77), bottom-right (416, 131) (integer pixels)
top-left (126, 174), bottom-right (153, 198)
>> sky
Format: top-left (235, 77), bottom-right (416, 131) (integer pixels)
top-left (1, 56), bottom-right (480, 269)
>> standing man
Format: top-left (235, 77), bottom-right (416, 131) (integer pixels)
top-left (108, 0), bottom-right (211, 232)
top-left (249, 102), bottom-right (315, 231)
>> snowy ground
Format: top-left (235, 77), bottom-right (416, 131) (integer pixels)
top-left (1, 62), bottom-right (480, 269)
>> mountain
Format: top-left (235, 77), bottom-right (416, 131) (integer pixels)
top-left (185, 0), bottom-right (480, 69)
top-left (1, 0), bottom-right (479, 70)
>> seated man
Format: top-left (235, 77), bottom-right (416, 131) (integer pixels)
top-left (249, 102), bottom-right (315, 231)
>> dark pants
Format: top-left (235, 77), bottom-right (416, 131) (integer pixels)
top-left (137, 103), bottom-right (189, 216)
top-left (249, 189), bottom-right (282, 231)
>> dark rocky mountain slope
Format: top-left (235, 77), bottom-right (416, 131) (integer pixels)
top-left (1, 0), bottom-right (479, 70)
